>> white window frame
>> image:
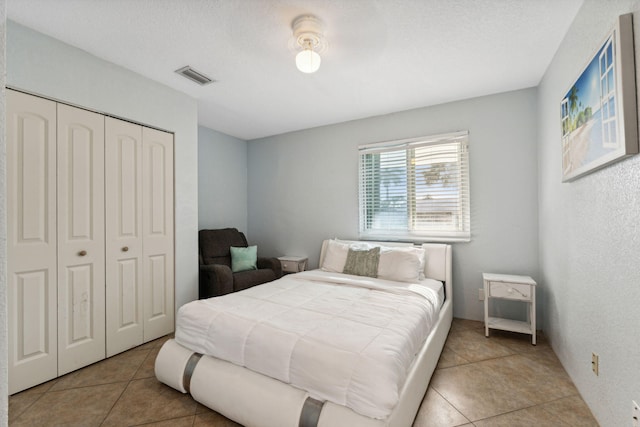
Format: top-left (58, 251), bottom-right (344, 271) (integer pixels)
top-left (358, 131), bottom-right (470, 242)
top-left (561, 98), bottom-right (571, 173)
top-left (561, 99), bottom-right (570, 137)
top-left (599, 35), bottom-right (617, 148)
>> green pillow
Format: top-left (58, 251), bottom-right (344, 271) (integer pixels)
top-left (230, 246), bottom-right (258, 273)
top-left (342, 247), bottom-right (380, 278)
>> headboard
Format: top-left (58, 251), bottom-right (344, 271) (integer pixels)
top-left (318, 239), bottom-right (453, 301)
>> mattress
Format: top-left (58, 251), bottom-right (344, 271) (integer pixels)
top-left (175, 270), bottom-right (442, 419)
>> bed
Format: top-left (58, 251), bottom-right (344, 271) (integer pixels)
top-left (155, 239), bottom-right (452, 427)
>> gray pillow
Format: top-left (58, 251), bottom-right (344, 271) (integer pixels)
top-left (342, 247), bottom-right (380, 278)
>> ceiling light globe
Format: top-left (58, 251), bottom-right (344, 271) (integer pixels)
top-left (295, 49), bottom-right (321, 73)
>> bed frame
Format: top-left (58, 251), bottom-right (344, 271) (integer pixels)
top-left (155, 240), bottom-right (452, 427)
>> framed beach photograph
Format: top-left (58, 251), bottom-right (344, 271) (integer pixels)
top-left (560, 13), bottom-right (638, 182)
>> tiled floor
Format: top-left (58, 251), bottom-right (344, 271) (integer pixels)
top-left (8, 318), bottom-right (599, 426)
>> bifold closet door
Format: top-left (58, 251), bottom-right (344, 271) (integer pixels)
top-left (57, 104), bottom-right (106, 375)
top-left (142, 127), bottom-right (174, 341)
top-left (105, 117), bottom-right (144, 356)
top-left (7, 90), bottom-right (58, 394)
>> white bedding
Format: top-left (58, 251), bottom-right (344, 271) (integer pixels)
top-left (175, 270), bottom-right (442, 419)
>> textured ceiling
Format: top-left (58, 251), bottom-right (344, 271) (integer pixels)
top-left (8, 0), bottom-right (583, 140)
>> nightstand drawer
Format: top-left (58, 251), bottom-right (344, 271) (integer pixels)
top-left (278, 256), bottom-right (308, 273)
top-left (488, 281), bottom-right (531, 301)
top-left (281, 260), bottom-right (299, 272)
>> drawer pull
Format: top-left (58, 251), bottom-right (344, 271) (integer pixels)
top-left (122, 246), bottom-right (129, 252)
top-left (78, 250), bottom-right (87, 256)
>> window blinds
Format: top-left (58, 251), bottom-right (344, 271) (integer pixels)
top-left (358, 131), bottom-right (470, 242)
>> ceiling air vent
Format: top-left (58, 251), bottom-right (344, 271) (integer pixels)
top-left (175, 66), bottom-right (214, 86)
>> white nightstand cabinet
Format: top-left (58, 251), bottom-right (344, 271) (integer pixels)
top-left (483, 273), bottom-right (537, 345)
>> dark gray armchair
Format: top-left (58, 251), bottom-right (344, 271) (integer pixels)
top-left (198, 228), bottom-right (282, 299)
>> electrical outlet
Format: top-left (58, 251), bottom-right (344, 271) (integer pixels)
top-left (591, 353), bottom-right (599, 376)
top-left (632, 400), bottom-right (639, 427)
top-left (479, 289), bottom-right (485, 301)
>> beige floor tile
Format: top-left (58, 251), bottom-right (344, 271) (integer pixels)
top-left (413, 387), bottom-right (470, 427)
top-left (134, 415), bottom-right (196, 426)
top-left (131, 340), bottom-right (159, 352)
top-left (101, 377), bottom-right (198, 426)
top-left (473, 405), bottom-right (570, 427)
top-left (10, 382), bottom-right (127, 426)
top-left (197, 403), bottom-right (214, 414)
top-left (194, 410), bottom-right (243, 426)
top-left (8, 393), bottom-right (42, 423)
top-left (436, 346), bottom-right (470, 369)
top-left (482, 354), bottom-right (577, 404)
top-left (8, 325), bottom-right (596, 427)
top-left (484, 329), bottom-right (547, 353)
top-left (133, 335), bottom-right (174, 352)
top-left (540, 395), bottom-right (599, 426)
top-left (450, 318), bottom-right (484, 332)
top-left (519, 345), bottom-right (572, 378)
top-left (444, 328), bottom-right (514, 362)
top-left (51, 349), bottom-right (149, 391)
top-left (12, 378), bottom-right (59, 396)
top-left (430, 362), bottom-right (534, 421)
top-left (9, 376), bottom-right (61, 422)
top-left (134, 346), bottom-right (161, 379)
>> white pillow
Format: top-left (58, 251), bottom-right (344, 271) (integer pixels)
top-left (409, 246), bottom-right (427, 279)
top-left (320, 239), bottom-right (350, 272)
top-left (377, 249), bottom-right (422, 282)
top-left (322, 240), bottom-right (426, 282)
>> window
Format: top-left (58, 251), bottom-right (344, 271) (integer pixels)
top-left (599, 35), bottom-right (617, 148)
top-left (561, 99), bottom-right (570, 137)
top-left (358, 131), bottom-right (470, 242)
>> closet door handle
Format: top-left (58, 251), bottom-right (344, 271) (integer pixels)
top-left (78, 250), bottom-right (87, 256)
top-left (122, 246), bottom-right (129, 252)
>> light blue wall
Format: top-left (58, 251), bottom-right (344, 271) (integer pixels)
top-left (538, 2), bottom-right (640, 426)
top-left (0, 1), bottom-right (7, 423)
top-left (247, 88), bottom-right (540, 323)
top-left (198, 126), bottom-right (248, 233)
top-left (6, 21), bottom-right (200, 310)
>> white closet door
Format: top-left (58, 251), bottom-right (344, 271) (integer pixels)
top-left (142, 127), bottom-right (175, 341)
top-left (7, 90), bottom-right (58, 394)
top-left (105, 117), bottom-right (143, 356)
top-left (57, 104), bottom-right (106, 374)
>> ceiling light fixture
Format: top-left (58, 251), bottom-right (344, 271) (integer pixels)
top-left (292, 15), bottom-right (327, 74)
top-left (175, 65), bottom-right (214, 85)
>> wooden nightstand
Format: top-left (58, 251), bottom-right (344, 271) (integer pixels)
top-left (278, 256), bottom-right (308, 274)
top-left (483, 273), bottom-right (537, 345)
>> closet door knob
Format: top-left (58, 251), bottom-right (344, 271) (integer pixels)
top-left (122, 246), bottom-right (129, 252)
top-left (78, 250), bottom-right (87, 256)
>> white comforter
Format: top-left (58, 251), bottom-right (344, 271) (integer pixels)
top-left (175, 270), bottom-right (442, 419)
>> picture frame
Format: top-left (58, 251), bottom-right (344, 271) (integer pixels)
top-left (560, 13), bottom-right (638, 182)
